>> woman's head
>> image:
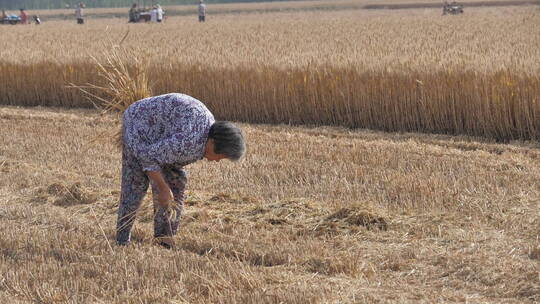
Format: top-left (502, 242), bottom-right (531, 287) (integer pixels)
top-left (204, 121), bottom-right (245, 162)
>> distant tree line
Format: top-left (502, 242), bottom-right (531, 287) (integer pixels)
top-left (0, 0), bottom-right (289, 10)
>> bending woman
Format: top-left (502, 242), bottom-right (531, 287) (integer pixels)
top-left (117, 93), bottom-right (245, 247)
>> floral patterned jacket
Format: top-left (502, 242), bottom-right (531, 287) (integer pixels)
top-left (122, 93), bottom-right (215, 171)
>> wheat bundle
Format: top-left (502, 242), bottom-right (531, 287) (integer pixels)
top-left (71, 45), bottom-right (179, 228)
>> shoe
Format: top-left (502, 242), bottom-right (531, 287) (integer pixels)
top-left (155, 236), bottom-right (175, 249)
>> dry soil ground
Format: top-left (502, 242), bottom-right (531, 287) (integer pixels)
top-left (0, 106), bottom-right (539, 303)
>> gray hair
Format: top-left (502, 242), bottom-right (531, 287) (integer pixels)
top-left (208, 121), bottom-right (246, 161)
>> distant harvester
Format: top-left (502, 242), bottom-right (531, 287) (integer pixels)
top-left (443, 1), bottom-right (464, 15)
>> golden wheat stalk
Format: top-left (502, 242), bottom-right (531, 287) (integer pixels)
top-left (68, 46), bottom-right (153, 149)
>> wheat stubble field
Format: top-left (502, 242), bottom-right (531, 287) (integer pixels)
top-left (0, 106), bottom-right (539, 303)
top-left (0, 1), bottom-right (540, 303)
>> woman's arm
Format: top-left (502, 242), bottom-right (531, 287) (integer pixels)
top-left (146, 170), bottom-right (173, 207)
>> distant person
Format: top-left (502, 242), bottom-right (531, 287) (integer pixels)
top-left (33, 15), bottom-right (41, 25)
top-left (128, 3), bottom-right (138, 23)
top-left (1, 10), bottom-right (7, 20)
top-left (19, 9), bottom-right (28, 24)
top-left (150, 5), bottom-right (158, 22)
top-left (75, 2), bottom-right (85, 24)
top-left (116, 93), bottom-right (246, 248)
top-left (198, 0), bottom-right (206, 22)
top-left (156, 4), bottom-right (164, 22)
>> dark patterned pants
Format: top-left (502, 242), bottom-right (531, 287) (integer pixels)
top-left (116, 146), bottom-right (186, 245)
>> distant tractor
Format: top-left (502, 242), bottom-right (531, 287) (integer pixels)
top-left (129, 0), bottom-right (163, 22)
top-left (1, 15), bottom-right (22, 25)
top-left (442, 1), bottom-right (464, 15)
